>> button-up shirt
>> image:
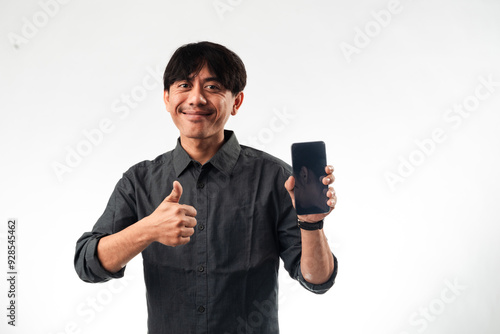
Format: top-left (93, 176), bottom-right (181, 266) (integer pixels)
top-left (74, 130), bottom-right (337, 334)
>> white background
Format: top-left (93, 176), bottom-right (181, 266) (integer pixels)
top-left (1, 0), bottom-right (500, 333)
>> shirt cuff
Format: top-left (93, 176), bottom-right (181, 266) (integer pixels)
top-left (85, 235), bottom-right (126, 282)
top-left (296, 253), bottom-right (338, 294)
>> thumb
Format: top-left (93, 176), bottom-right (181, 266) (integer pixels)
top-left (165, 181), bottom-right (183, 203)
top-left (284, 176), bottom-right (296, 207)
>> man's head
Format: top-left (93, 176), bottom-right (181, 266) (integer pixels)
top-left (163, 41), bottom-right (246, 95)
top-left (162, 42), bottom-right (246, 143)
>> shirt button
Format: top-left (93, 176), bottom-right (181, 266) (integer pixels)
top-left (198, 306), bottom-right (205, 313)
top-left (197, 182), bottom-right (205, 189)
top-left (198, 265), bottom-right (205, 272)
top-left (198, 224), bottom-right (205, 231)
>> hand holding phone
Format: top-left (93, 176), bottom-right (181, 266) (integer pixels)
top-left (291, 141), bottom-right (330, 215)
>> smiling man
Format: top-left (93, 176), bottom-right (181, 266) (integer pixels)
top-left (74, 41), bottom-right (338, 334)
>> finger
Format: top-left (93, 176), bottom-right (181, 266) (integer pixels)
top-left (327, 186), bottom-right (335, 198)
top-left (328, 193), bottom-right (337, 208)
top-left (181, 204), bottom-right (197, 217)
top-left (322, 174), bottom-right (335, 185)
top-left (182, 216), bottom-right (197, 228)
top-left (180, 227), bottom-right (195, 238)
top-left (322, 165), bottom-right (335, 185)
top-left (284, 175), bottom-right (295, 191)
top-left (284, 176), bottom-right (296, 207)
top-left (177, 236), bottom-right (191, 245)
top-left (165, 181), bottom-right (183, 203)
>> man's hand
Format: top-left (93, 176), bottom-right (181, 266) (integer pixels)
top-left (96, 181), bottom-right (197, 273)
top-left (148, 181), bottom-right (197, 246)
top-left (284, 165), bottom-right (337, 223)
top-left (285, 165), bottom-right (336, 284)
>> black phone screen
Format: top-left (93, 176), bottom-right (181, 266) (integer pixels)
top-left (291, 141), bottom-right (329, 215)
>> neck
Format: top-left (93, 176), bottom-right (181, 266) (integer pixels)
top-left (180, 132), bottom-right (225, 165)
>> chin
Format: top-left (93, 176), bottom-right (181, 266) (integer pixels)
top-left (183, 130), bottom-right (210, 139)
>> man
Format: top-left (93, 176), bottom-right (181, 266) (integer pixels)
top-left (74, 41), bottom-right (338, 334)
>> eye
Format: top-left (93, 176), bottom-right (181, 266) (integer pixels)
top-left (178, 83), bottom-right (190, 88)
top-left (205, 84), bottom-right (220, 90)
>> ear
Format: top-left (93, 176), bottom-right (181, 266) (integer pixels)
top-left (163, 90), bottom-right (171, 112)
top-left (231, 91), bottom-right (244, 116)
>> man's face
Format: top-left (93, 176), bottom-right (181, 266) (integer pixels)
top-left (164, 65), bottom-right (243, 142)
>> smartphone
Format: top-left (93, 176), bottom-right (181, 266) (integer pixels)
top-left (291, 141), bottom-right (329, 215)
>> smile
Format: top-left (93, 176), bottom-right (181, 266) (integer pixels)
top-left (180, 109), bottom-right (213, 116)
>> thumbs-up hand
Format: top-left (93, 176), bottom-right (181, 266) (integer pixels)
top-left (147, 181), bottom-right (197, 247)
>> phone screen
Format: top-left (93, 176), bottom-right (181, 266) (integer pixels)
top-left (291, 141), bottom-right (329, 215)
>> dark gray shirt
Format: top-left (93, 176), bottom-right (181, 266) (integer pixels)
top-left (74, 130), bottom-right (337, 334)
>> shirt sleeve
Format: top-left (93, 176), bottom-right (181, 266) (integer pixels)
top-left (294, 253), bottom-right (338, 294)
top-left (277, 166), bottom-right (338, 294)
top-left (74, 173), bottom-right (138, 283)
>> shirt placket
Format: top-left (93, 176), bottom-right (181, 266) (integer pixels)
top-left (195, 165), bottom-right (209, 333)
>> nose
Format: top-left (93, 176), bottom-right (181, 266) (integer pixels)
top-left (187, 84), bottom-right (207, 106)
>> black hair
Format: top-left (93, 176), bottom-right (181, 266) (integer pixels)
top-left (163, 41), bottom-right (247, 95)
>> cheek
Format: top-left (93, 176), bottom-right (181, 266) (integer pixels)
top-left (165, 94), bottom-right (182, 112)
top-left (218, 101), bottom-right (233, 117)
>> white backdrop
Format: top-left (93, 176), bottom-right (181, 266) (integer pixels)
top-left (1, 0), bottom-right (500, 333)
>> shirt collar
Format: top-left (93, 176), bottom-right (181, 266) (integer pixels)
top-left (172, 130), bottom-right (241, 177)
top-left (209, 130), bottom-right (241, 176)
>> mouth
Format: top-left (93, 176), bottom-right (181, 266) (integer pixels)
top-left (179, 109), bottom-right (214, 119)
